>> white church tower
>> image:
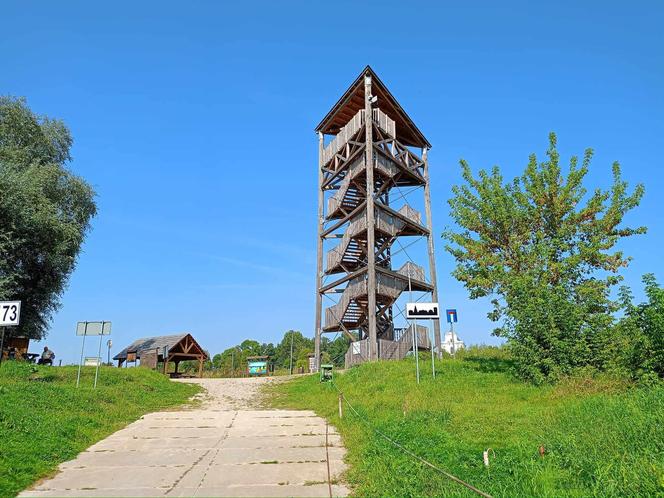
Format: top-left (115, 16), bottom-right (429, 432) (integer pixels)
top-left (442, 330), bottom-right (465, 355)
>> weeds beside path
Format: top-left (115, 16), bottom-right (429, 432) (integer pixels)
top-left (0, 362), bottom-right (199, 497)
top-left (268, 350), bottom-right (664, 497)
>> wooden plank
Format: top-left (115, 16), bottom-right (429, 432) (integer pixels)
top-left (364, 74), bottom-right (377, 361)
top-left (314, 132), bottom-right (325, 373)
top-left (422, 148), bottom-right (442, 357)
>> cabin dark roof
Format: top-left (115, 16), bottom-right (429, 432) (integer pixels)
top-left (113, 334), bottom-right (187, 360)
top-left (315, 65), bottom-right (431, 149)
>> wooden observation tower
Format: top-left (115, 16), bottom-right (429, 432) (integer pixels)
top-left (314, 66), bottom-right (441, 369)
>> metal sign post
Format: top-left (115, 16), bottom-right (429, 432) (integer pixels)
top-left (76, 321), bottom-right (112, 388)
top-left (407, 302), bottom-right (440, 380)
top-left (0, 327), bottom-right (5, 366)
top-left (106, 339), bottom-right (112, 365)
top-left (446, 309), bottom-right (458, 356)
top-left (406, 270), bottom-right (419, 384)
top-left (430, 327), bottom-right (436, 379)
top-left (76, 322), bottom-right (88, 387)
top-left (0, 301), bottom-right (22, 366)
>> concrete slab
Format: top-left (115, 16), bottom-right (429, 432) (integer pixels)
top-left (87, 436), bottom-right (224, 451)
top-left (230, 425), bottom-right (328, 437)
top-left (30, 466), bottom-right (179, 491)
top-left (20, 488), bottom-right (167, 497)
top-left (169, 484), bottom-right (350, 497)
top-left (211, 446), bottom-right (329, 465)
top-left (220, 434), bottom-right (334, 449)
top-left (59, 449), bottom-right (209, 468)
top-left (113, 427), bottom-right (226, 439)
top-left (193, 462), bottom-right (328, 487)
top-left (20, 377), bottom-right (348, 497)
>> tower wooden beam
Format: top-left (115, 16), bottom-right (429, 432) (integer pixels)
top-left (314, 132), bottom-right (325, 372)
top-left (364, 74), bottom-right (378, 361)
top-left (423, 148), bottom-right (442, 357)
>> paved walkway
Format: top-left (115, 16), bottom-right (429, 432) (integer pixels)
top-left (21, 377), bottom-right (348, 497)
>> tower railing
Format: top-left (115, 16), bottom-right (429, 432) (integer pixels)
top-left (326, 205), bottom-right (424, 272)
top-left (327, 157), bottom-right (364, 216)
top-left (327, 154), bottom-right (399, 217)
top-left (324, 261), bottom-right (426, 329)
top-left (397, 204), bottom-right (422, 225)
top-left (321, 108), bottom-right (395, 167)
top-left (326, 214), bottom-right (366, 271)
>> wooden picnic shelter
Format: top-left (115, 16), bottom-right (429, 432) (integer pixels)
top-left (113, 333), bottom-right (207, 377)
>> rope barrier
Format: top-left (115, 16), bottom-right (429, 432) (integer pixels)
top-left (331, 381), bottom-right (493, 498)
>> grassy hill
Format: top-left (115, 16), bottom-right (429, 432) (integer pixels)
top-left (269, 348), bottom-right (664, 497)
top-left (0, 362), bottom-right (199, 497)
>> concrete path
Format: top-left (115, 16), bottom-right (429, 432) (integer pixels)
top-left (21, 377), bottom-right (348, 497)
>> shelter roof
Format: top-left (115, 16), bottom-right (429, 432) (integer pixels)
top-left (114, 334), bottom-right (187, 360)
top-left (315, 65), bottom-right (431, 149)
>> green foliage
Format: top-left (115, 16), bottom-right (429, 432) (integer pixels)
top-left (611, 274), bottom-right (664, 380)
top-left (445, 133), bottom-right (645, 383)
top-left (323, 335), bottom-right (350, 368)
top-left (207, 339), bottom-right (277, 376)
top-left (175, 350), bottom-right (212, 374)
top-left (204, 331), bottom-right (349, 377)
top-left (274, 330), bottom-right (313, 370)
top-left (269, 350), bottom-right (664, 497)
top-left (0, 362), bottom-right (198, 497)
top-left (295, 347), bottom-right (313, 371)
top-left (0, 97), bottom-right (97, 339)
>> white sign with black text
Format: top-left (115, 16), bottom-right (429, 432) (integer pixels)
top-left (406, 302), bottom-right (440, 320)
top-left (0, 301), bottom-right (21, 326)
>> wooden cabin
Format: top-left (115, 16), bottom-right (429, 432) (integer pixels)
top-left (0, 336), bottom-right (30, 361)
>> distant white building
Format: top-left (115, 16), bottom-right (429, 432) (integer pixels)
top-left (441, 330), bottom-right (465, 355)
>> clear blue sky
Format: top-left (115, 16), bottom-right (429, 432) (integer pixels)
top-left (2, 1), bottom-right (662, 364)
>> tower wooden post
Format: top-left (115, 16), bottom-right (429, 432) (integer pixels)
top-left (423, 148), bottom-right (442, 357)
top-left (364, 74), bottom-right (378, 360)
top-left (314, 132), bottom-right (325, 371)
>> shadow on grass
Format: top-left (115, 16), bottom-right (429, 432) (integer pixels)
top-left (463, 355), bottom-right (515, 374)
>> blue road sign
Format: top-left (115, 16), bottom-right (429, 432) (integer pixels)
top-left (446, 309), bottom-right (458, 323)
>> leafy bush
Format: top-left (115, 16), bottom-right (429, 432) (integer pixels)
top-left (610, 274), bottom-right (664, 381)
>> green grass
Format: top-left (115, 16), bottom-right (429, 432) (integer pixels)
top-left (0, 362), bottom-right (200, 497)
top-left (268, 349), bottom-right (664, 497)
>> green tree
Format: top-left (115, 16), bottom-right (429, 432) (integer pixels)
top-left (260, 342), bottom-right (276, 358)
top-left (0, 97), bottom-right (96, 339)
top-left (615, 274), bottom-right (664, 380)
top-left (295, 348), bottom-right (313, 371)
top-left (212, 353), bottom-right (223, 370)
top-left (216, 346), bottom-right (241, 375)
top-left (274, 330), bottom-right (313, 370)
top-left (321, 335), bottom-right (349, 367)
top-left (638, 274), bottom-right (664, 376)
top-left (238, 339), bottom-right (261, 357)
top-left (445, 133), bottom-right (645, 382)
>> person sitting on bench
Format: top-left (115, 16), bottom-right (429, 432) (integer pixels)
top-left (38, 346), bottom-right (55, 366)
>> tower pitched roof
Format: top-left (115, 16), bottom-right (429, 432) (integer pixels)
top-left (315, 66), bottom-right (430, 149)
